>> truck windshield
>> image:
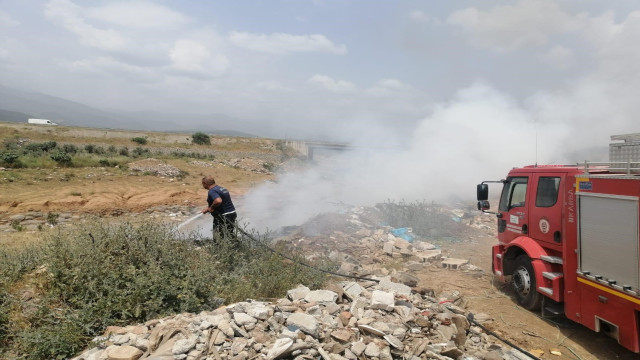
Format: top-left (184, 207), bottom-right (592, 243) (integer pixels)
top-left (499, 177), bottom-right (528, 211)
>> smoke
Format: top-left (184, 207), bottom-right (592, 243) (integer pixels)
top-left (242, 5), bottom-right (640, 232)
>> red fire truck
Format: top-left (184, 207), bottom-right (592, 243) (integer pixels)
top-left (477, 162), bottom-right (640, 353)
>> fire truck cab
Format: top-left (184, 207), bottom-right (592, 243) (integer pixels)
top-left (477, 163), bottom-right (640, 353)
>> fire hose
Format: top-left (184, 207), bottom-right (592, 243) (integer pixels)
top-left (175, 213), bottom-right (380, 283)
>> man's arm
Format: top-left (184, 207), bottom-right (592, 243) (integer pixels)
top-left (201, 197), bottom-right (222, 213)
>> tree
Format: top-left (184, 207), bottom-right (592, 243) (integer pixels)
top-left (192, 132), bottom-right (211, 145)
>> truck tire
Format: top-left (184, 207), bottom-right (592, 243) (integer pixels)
top-left (511, 255), bottom-right (542, 310)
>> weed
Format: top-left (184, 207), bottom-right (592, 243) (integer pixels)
top-left (10, 221), bottom-right (23, 232)
top-left (46, 212), bottom-right (59, 226)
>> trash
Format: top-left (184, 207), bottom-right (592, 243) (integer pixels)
top-left (390, 228), bottom-right (414, 243)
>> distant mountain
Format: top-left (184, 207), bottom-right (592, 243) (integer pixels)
top-left (0, 85), bottom-right (267, 137)
top-left (0, 109), bottom-right (34, 123)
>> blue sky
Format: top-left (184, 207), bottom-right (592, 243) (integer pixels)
top-left (1, 1), bottom-right (640, 152)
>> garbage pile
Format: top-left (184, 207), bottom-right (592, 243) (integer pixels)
top-left (73, 279), bottom-right (525, 360)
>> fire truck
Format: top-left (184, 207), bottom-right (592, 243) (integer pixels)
top-left (477, 162), bottom-right (640, 353)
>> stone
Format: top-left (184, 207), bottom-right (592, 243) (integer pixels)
top-left (342, 282), bottom-right (365, 300)
top-left (383, 242), bottom-right (394, 255)
top-left (285, 313), bottom-right (319, 337)
top-left (378, 277), bottom-right (412, 296)
top-left (350, 341), bottom-right (366, 356)
top-left (231, 338), bottom-right (249, 355)
top-left (330, 329), bottom-right (354, 343)
top-left (106, 345), bottom-right (143, 360)
top-left (248, 304), bottom-right (271, 320)
top-left (266, 338), bottom-right (294, 360)
top-left (370, 290), bottom-right (395, 311)
top-left (172, 337), bottom-right (197, 355)
top-left (441, 347), bottom-right (464, 358)
top-left (304, 290), bottom-right (338, 303)
top-left (391, 273), bottom-right (419, 287)
top-left (233, 312), bottom-right (258, 326)
top-left (287, 285), bottom-right (311, 301)
top-left (364, 342), bottom-right (381, 357)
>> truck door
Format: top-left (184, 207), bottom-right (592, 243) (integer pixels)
top-left (529, 174), bottom-right (563, 247)
top-left (498, 176), bottom-right (530, 244)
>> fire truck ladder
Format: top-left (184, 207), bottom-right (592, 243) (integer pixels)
top-left (579, 160), bottom-right (640, 175)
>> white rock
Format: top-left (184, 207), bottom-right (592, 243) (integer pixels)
top-left (248, 304), bottom-right (271, 320)
top-left (371, 290), bottom-right (395, 311)
top-left (173, 337), bottom-right (197, 355)
top-left (234, 312), bottom-right (258, 326)
top-left (286, 313), bottom-right (319, 337)
top-left (304, 290), bottom-right (338, 303)
top-left (287, 285), bottom-right (311, 301)
top-left (266, 337), bottom-right (294, 360)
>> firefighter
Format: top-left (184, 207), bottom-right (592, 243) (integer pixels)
top-left (201, 176), bottom-right (238, 243)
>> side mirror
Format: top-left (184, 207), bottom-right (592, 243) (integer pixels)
top-left (477, 184), bottom-right (489, 201)
top-left (477, 200), bottom-right (490, 211)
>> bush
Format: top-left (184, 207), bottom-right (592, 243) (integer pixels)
top-left (0, 151), bottom-right (19, 166)
top-left (192, 132), bottom-right (211, 145)
top-left (0, 220), bottom-right (328, 358)
top-left (131, 137), bottom-right (147, 145)
top-left (132, 147), bottom-right (150, 158)
top-left (62, 144), bottom-right (78, 154)
top-left (50, 151), bottom-right (72, 166)
top-left (107, 145), bottom-right (117, 153)
top-left (119, 147), bottom-right (129, 156)
top-left (25, 141), bottom-right (57, 154)
top-left (84, 144), bottom-right (96, 154)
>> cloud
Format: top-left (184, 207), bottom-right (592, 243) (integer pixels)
top-left (228, 31), bottom-right (347, 55)
top-left (447, 0), bottom-right (581, 52)
top-left (537, 45), bottom-right (574, 69)
top-left (45, 0), bottom-right (129, 51)
top-left (86, 1), bottom-right (190, 29)
top-left (0, 9), bottom-right (20, 27)
top-left (408, 10), bottom-right (441, 25)
top-left (169, 39), bottom-right (230, 77)
top-left (308, 74), bottom-right (356, 93)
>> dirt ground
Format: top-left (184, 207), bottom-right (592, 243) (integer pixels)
top-left (418, 227), bottom-right (639, 360)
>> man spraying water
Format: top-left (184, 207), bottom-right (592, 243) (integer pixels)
top-left (201, 176), bottom-right (238, 242)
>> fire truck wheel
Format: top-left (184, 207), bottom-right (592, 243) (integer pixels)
top-left (511, 255), bottom-right (542, 310)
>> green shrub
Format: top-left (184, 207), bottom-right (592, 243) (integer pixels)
top-left (192, 132), bottom-right (211, 145)
top-left (62, 144), bottom-right (78, 154)
top-left (0, 151), bottom-right (19, 166)
top-left (0, 219), bottom-right (327, 358)
top-left (119, 147), bottom-right (129, 156)
top-left (132, 147), bottom-right (150, 158)
top-left (131, 137), bottom-right (147, 145)
top-left (107, 145), bottom-right (117, 153)
top-left (50, 151), bottom-right (72, 166)
top-left (25, 141), bottom-right (57, 154)
top-left (84, 144), bottom-right (96, 154)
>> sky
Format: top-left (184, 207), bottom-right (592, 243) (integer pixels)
top-left (3, 0), bottom-right (640, 230)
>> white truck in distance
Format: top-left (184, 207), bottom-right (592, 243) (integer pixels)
top-left (27, 118), bottom-right (57, 125)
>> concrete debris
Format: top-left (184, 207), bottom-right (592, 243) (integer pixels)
top-left (73, 277), bottom-right (521, 360)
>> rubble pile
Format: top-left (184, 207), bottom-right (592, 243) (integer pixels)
top-left (74, 279), bottom-right (526, 360)
top-left (128, 158), bottom-right (182, 177)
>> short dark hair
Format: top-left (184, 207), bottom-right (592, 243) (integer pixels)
top-left (202, 176), bottom-right (216, 187)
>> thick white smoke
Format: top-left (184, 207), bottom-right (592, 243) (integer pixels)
top-left (242, 5), bottom-right (640, 232)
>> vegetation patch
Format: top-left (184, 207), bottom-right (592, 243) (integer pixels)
top-left (0, 220), bottom-right (327, 359)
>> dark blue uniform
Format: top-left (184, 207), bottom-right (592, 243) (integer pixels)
top-left (207, 185), bottom-right (237, 240)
